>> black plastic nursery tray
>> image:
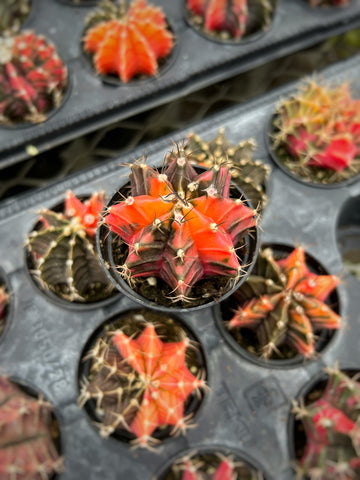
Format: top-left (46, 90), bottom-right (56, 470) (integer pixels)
top-left (1, 53), bottom-right (360, 479)
top-left (2, 0), bottom-right (360, 168)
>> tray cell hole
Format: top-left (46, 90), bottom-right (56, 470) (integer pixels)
top-left (336, 195), bottom-right (360, 282)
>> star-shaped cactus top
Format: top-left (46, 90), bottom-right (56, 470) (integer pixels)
top-left (228, 247), bottom-right (342, 359)
top-left (272, 80), bottom-right (360, 183)
top-left (103, 145), bottom-right (257, 304)
top-left (293, 367), bottom-right (360, 480)
top-left (112, 322), bottom-right (205, 447)
top-left (79, 312), bottom-right (207, 449)
top-left (83, 0), bottom-right (174, 83)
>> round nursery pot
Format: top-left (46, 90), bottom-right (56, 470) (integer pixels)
top-left (216, 243), bottom-right (342, 367)
top-left (96, 160), bottom-right (259, 312)
top-left (25, 193), bottom-right (119, 311)
top-left (289, 367), bottom-right (360, 480)
top-left (183, 0), bottom-right (278, 45)
top-left (78, 308), bottom-right (208, 448)
top-left (157, 446), bottom-right (265, 479)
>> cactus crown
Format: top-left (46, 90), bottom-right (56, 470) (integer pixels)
top-left (187, 128), bottom-right (271, 210)
top-left (186, 0), bottom-right (274, 41)
top-left (102, 144), bottom-right (257, 306)
top-left (272, 80), bottom-right (360, 184)
top-left (0, 284), bottom-right (9, 337)
top-left (0, 0), bottom-right (30, 36)
top-left (164, 451), bottom-right (263, 479)
top-left (0, 31), bottom-right (68, 125)
top-left (293, 367), bottom-right (360, 480)
top-left (27, 191), bottom-right (115, 303)
top-left (227, 246), bottom-right (342, 360)
top-left (83, 0), bottom-right (174, 83)
top-left (0, 377), bottom-right (63, 479)
top-left (79, 310), bottom-right (207, 449)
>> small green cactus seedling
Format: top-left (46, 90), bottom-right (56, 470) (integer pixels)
top-left (79, 310), bottom-right (207, 449)
top-left (27, 190), bottom-right (115, 303)
top-left (293, 367), bottom-right (360, 480)
top-left (187, 128), bottom-right (270, 210)
top-left (0, 377), bottom-right (63, 480)
top-left (226, 246), bottom-right (342, 360)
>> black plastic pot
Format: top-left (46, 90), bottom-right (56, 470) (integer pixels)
top-left (25, 194), bottom-right (120, 311)
top-left (78, 307), bottom-right (208, 446)
top-left (96, 166), bottom-right (259, 313)
top-left (266, 111), bottom-right (360, 189)
top-left (215, 243), bottom-right (341, 368)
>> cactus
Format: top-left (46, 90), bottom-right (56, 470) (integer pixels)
top-left (164, 451), bottom-right (263, 479)
top-left (293, 367), bottom-right (360, 480)
top-left (187, 128), bottom-right (271, 210)
top-left (227, 246), bottom-right (342, 359)
top-left (0, 31), bottom-right (68, 125)
top-left (83, 0), bottom-right (174, 83)
top-left (102, 143), bottom-right (257, 306)
top-left (272, 80), bottom-right (360, 184)
top-left (0, 377), bottom-right (63, 480)
top-left (186, 0), bottom-right (275, 41)
top-left (27, 190), bottom-right (115, 303)
top-left (0, 285), bottom-right (9, 337)
top-left (0, 0), bottom-right (30, 36)
top-left (79, 310), bottom-right (207, 449)
top-left (308, 0), bottom-right (350, 6)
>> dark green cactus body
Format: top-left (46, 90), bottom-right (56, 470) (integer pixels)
top-left (0, 0), bottom-right (30, 36)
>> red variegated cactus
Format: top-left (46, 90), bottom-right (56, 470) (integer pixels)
top-left (293, 367), bottom-right (360, 480)
top-left (0, 284), bottom-right (9, 336)
top-left (0, 377), bottom-right (63, 480)
top-left (79, 311), bottom-right (207, 448)
top-left (227, 246), bottom-right (342, 359)
top-left (272, 80), bottom-right (360, 184)
top-left (164, 451), bottom-right (263, 479)
top-left (27, 191), bottom-right (115, 303)
top-left (83, 0), bottom-right (174, 83)
top-left (102, 144), bottom-right (257, 305)
top-left (0, 31), bottom-right (68, 125)
top-left (186, 0), bottom-right (275, 41)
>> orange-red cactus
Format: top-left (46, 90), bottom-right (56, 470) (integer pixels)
top-left (83, 0), bottom-right (174, 83)
top-left (103, 145), bottom-right (257, 304)
top-left (64, 190), bottom-right (104, 237)
top-left (228, 247), bottom-right (341, 359)
top-left (113, 323), bottom-right (205, 446)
